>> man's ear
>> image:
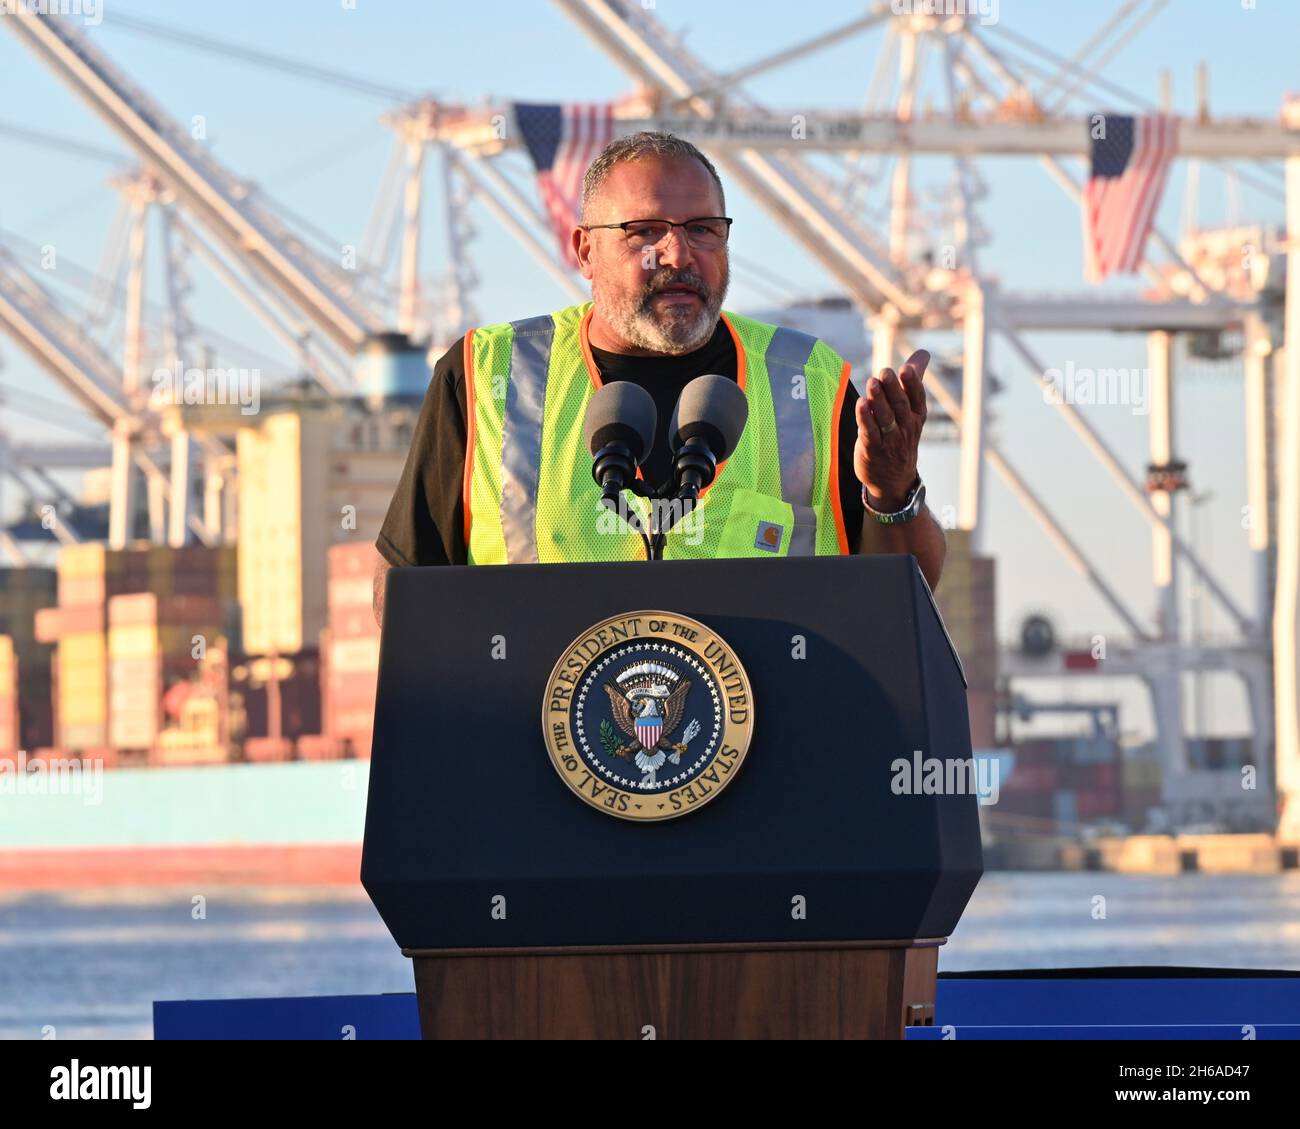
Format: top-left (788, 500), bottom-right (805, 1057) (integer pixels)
top-left (573, 226), bottom-right (595, 280)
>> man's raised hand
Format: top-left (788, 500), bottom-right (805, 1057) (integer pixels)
top-left (854, 348), bottom-right (930, 511)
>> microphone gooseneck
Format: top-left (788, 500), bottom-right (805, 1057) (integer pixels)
top-left (581, 374), bottom-right (749, 559)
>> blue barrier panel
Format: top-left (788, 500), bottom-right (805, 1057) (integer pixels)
top-left (155, 975), bottom-right (1300, 1039)
top-left (934, 976), bottom-right (1300, 1027)
top-left (154, 993), bottom-right (420, 1040)
top-left (908, 1024), bottom-right (1300, 1040)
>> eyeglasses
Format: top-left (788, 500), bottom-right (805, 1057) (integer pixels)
top-left (581, 217), bottom-right (733, 251)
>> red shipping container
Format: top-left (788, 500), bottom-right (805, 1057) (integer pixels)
top-left (325, 679), bottom-right (378, 708)
top-left (325, 665), bottom-right (377, 739)
top-left (1010, 739), bottom-right (1054, 766)
top-left (1076, 789), bottom-right (1120, 820)
top-left (329, 543), bottom-right (381, 579)
top-left (0, 692), bottom-right (15, 757)
top-left (1004, 762), bottom-right (1056, 792)
top-left (56, 604), bottom-right (106, 636)
top-left (328, 577), bottom-right (374, 607)
top-left (1064, 651), bottom-right (1100, 670)
top-left (329, 636), bottom-right (380, 676)
top-left (329, 606), bottom-right (380, 640)
top-left (244, 737), bottom-right (294, 762)
top-left (329, 707), bottom-right (374, 736)
top-left (59, 576), bottom-right (105, 606)
top-left (297, 734), bottom-right (342, 760)
top-left (109, 593), bottom-right (226, 628)
top-left (34, 607), bottom-right (62, 644)
top-left (1064, 761), bottom-right (1115, 791)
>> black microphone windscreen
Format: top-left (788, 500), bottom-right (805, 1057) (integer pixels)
top-left (583, 381), bottom-right (658, 465)
top-left (669, 374), bottom-right (748, 461)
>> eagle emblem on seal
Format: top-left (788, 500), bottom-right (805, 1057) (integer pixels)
top-left (601, 661), bottom-right (702, 787)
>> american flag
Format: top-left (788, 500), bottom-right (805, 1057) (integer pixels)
top-left (513, 103), bottom-right (616, 270)
top-left (1083, 113), bottom-right (1179, 283)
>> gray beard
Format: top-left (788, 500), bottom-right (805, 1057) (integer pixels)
top-left (593, 270), bottom-right (729, 356)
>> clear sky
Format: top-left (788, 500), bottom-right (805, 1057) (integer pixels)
top-left (1, 0), bottom-right (1296, 739)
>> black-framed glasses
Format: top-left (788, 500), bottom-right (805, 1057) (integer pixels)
top-left (581, 217), bottom-right (733, 251)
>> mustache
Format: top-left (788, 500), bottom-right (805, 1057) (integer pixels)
top-left (639, 270), bottom-right (712, 306)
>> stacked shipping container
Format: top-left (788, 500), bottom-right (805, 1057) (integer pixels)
top-left (998, 737), bottom-right (1063, 823)
top-left (0, 566), bottom-right (56, 751)
top-left (108, 593), bottom-right (226, 753)
top-left (998, 734), bottom-right (1143, 827)
top-left (155, 691), bottom-right (225, 764)
top-left (4, 401), bottom-right (409, 771)
top-left (39, 545), bottom-right (236, 755)
top-left (236, 405), bottom-right (409, 658)
top-left (932, 529), bottom-right (997, 749)
top-left (321, 542), bottom-right (380, 760)
top-left (0, 635), bottom-right (14, 757)
top-left (233, 652), bottom-right (322, 747)
top-left (55, 543), bottom-right (109, 753)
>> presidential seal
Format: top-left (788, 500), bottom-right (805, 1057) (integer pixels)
top-left (542, 611), bottom-right (755, 821)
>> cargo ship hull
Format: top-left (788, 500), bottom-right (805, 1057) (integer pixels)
top-left (0, 759), bottom-right (368, 887)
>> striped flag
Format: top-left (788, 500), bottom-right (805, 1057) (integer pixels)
top-left (1083, 114), bottom-right (1179, 283)
top-left (513, 103), bottom-right (616, 270)
top-left (635, 715), bottom-right (662, 751)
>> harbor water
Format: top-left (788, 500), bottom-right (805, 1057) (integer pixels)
top-left (2, 872), bottom-right (1299, 1039)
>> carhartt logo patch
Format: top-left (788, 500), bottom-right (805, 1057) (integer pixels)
top-left (755, 521), bottom-right (783, 552)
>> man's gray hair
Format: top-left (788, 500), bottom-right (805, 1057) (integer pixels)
top-left (581, 131), bottom-right (726, 222)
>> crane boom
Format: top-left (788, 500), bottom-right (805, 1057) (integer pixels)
top-left (0, 247), bottom-right (129, 426)
top-left (4, 10), bottom-right (384, 355)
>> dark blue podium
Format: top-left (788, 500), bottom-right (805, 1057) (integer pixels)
top-left (362, 554), bottom-right (982, 1038)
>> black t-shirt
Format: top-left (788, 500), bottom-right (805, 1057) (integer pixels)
top-left (376, 319), bottom-right (865, 566)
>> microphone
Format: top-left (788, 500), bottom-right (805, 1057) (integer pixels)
top-left (582, 381), bottom-right (657, 499)
top-left (583, 381), bottom-right (658, 558)
top-left (668, 374), bottom-right (749, 500)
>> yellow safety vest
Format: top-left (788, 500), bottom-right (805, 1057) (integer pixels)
top-left (463, 302), bottom-right (851, 563)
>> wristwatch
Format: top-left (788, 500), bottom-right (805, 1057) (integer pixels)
top-left (862, 475), bottom-right (925, 524)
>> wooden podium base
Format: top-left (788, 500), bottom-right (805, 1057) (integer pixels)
top-left (404, 938), bottom-right (943, 1039)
